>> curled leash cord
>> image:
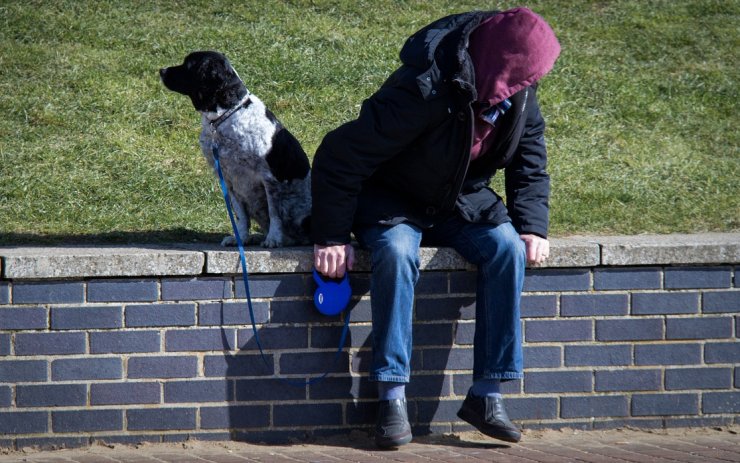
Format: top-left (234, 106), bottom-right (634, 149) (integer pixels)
top-left (212, 144), bottom-right (350, 387)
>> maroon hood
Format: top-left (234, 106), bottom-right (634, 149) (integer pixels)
top-left (468, 7), bottom-right (561, 106)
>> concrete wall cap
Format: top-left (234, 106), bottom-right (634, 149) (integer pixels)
top-left (1, 233), bottom-right (737, 279)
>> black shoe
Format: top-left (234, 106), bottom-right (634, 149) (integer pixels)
top-left (457, 392), bottom-right (521, 443)
top-left (375, 399), bottom-right (412, 448)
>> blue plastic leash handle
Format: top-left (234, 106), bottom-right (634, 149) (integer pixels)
top-left (212, 144), bottom-right (350, 386)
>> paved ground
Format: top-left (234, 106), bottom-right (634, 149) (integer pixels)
top-left (1, 427), bottom-right (739, 463)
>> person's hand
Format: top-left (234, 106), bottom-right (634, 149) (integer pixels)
top-left (519, 234), bottom-right (550, 265)
top-left (314, 244), bottom-right (355, 279)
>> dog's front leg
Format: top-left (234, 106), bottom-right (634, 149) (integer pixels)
top-left (261, 182), bottom-right (284, 248)
top-left (221, 198), bottom-right (259, 246)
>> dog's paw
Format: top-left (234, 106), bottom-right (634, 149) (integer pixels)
top-left (261, 236), bottom-right (283, 248)
top-left (220, 235), bottom-right (237, 247)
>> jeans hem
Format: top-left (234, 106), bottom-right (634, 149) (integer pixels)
top-left (370, 375), bottom-right (410, 383)
top-left (474, 372), bottom-right (523, 382)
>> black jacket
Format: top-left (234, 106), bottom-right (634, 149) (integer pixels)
top-left (311, 11), bottom-right (550, 245)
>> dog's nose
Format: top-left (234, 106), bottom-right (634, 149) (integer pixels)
top-left (159, 68), bottom-right (167, 77)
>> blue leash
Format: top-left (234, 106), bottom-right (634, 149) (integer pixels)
top-left (211, 144), bottom-right (351, 386)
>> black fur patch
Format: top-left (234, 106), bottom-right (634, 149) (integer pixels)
top-left (266, 127), bottom-right (311, 182)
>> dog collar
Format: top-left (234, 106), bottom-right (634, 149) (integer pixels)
top-left (210, 92), bottom-right (252, 132)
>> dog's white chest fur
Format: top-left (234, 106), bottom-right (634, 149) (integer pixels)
top-left (199, 96), bottom-right (311, 247)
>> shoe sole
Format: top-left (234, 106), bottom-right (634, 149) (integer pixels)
top-left (375, 431), bottom-right (412, 448)
top-left (457, 407), bottom-right (521, 443)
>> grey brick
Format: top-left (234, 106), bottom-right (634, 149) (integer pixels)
top-left (632, 292), bottom-right (699, 315)
top-left (88, 279), bottom-right (158, 302)
top-left (128, 356), bottom-right (198, 379)
top-left (235, 274), bottom-right (308, 298)
top-left (164, 380), bottom-right (233, 403)
top-left (52, 358), bottom-right (122, 380)
top-left (703, 391), bottom-right (740, 414)
top-left (0, 412), bottom-right (48, 434)
top-left (523, 346), bottom-right (561, 368)
top-left (127, 408), bottom-right (197, 431)
top-left (13, 282), bottom-right (84, 304)
top-left (0, 307), bottom-right (47, 329)
top-left (279, 351), bottom-right (350, 375)
top-left (595, 319), bottom-right (663, 342)
top-left (666, 317), bottom-right (732, 340)
top-left (521, 295), bottom-right (557, 318)
top-left (418, 399), bottom-right (460, 423)
top-left (15, 332), bottom-right (86, 355)
top-left (166, 329), bottom-right (236, 352)
top-left (524, 371), bottom-right (592, 393)
top-left (416, 272), bottom-right (449, 294)
top-left (126, 303), bottom-right (196, 327)
top-left (595, 369), bottom-right (661, 392)
top-left (235, 378), bottom-right (306, 402)
top-left (238, 326), bottom-right (308, 351)
top-left (16, 384), bottom-right (87, 407)
top-left (593, 267), bottom-right (661, 290)
top-left (0, 360), bottom-right (47, 382)
top-left (51, 305), bottom-right (122, 330)
top-left (52, 410), bottom-right (122, 432)
top-left (449, 272), bottom-right (476, 294)
top-left (705, 342), bottom-right (740, 364)
top-left (309, 376), bottom-right (367, 401)
top-left (91, 382), bottom-right (160, 405)
top-left (524, 269), bottom-right (590, 292)
top-left (200, 405), bottom-right (270, 429)
top-left (270, 299), bottom-right (326, 324)
top-left (703, 291), bottom-right (740, 313)
top-left (0, 283), bottom-right (8, 304)
top-left (161, 278), bottom-right (231, 301)
top-left (0, 334), bottom-right (9, 356)
top-left (525, 319), bottom-right (592, 342)
top-left (665, 267), bottom-right (732, 289)
top-left (635, 343), bottom-right (702, 366)
top-left (565, 344), bottom-right (631, 366)
top-left (561, 395), bottom-right (629, 418)
top-left (453, 322), bottom-right (475, 345)
top-left (311, 324), bottom-right (369, 349)
top-left (90, 331), bottom-right (160, 354)
top-left (631, 393), bottom-right (698, 416)
top-left (416, 296), bottom-right (476, 321)
top-left (665, 367), bottom-right (732, 390)
top-left (274, 403), bottom-right (342, 426)
top-left (421, 347), bottom-right (474, 371)
top-left (505, 397), bottom-right (558, 420)
top-left (414, 323), bottom-right (454, 346)
top-left (407, 374), bottom-right (451, 398)
top-left (561, 294), bottom-right (629, 317)
top-left (204, 354), bottom-right (274, 377)
top-left (199, 301), bottom-right (268, 326)
top-left (0, 386), bottom-right (10, 407)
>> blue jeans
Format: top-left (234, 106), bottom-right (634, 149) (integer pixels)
top-left (355, 218), bottom-right (525, 383)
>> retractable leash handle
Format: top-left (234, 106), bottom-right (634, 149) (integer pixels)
top-left (211, 144), bottom-right (351, 387)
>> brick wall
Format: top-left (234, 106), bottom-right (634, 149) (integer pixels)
top-left (0, 234), bottom-right (738, 449)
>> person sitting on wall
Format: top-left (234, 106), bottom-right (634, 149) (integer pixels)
top-left (311, 7), bottom-right (560, 448)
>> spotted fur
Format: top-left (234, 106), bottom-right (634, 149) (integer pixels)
top-left (160, 51), bottom-right (311, 247)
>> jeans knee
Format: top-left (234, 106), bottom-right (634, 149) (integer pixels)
top-left (374, 238), bottom-right (420, 271)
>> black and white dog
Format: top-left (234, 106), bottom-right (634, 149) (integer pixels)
top-left (160, 51), bottom-right (311, 247)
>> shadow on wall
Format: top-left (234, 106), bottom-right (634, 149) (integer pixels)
top-left (216, 272), bottom-right (470, 443)
top-left (0, 230), bottom-right (225, 246)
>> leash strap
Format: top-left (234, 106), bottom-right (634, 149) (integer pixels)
top-left (211, 144), bottom-right (350, 386)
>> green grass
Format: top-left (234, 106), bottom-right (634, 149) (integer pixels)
top-left (0, 0), bottom-right (737, 244)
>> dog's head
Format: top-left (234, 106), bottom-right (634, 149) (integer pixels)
top-left (160, 51), bottom-right (247, 113)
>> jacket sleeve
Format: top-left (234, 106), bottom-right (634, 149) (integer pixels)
top-left (504, 87), bottom-right (550, 238)
top-left (311, 81), bottom-right (434, 245)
